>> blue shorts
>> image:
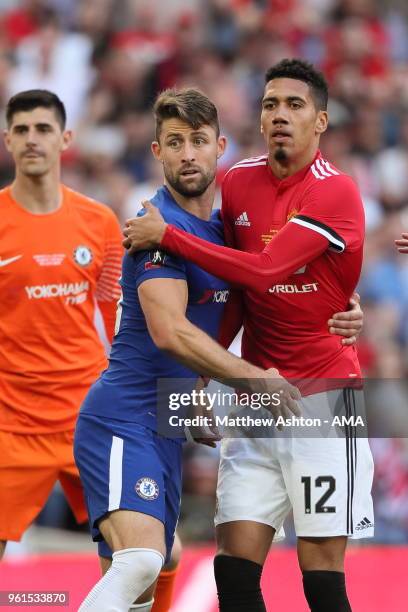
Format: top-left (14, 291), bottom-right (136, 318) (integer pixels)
top-left (74, 414), bottom-right (182, 562)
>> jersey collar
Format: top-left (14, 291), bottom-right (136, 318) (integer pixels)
top-left (267, 150), bottom-right (321, 188)
top-left (5, 184), bottom-right (67, 216)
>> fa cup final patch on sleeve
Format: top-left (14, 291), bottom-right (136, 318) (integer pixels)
top-left (145, 249), bottom-right (167, 270)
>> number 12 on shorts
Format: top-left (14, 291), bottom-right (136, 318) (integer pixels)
top-left (301, 476), bottom-right (336, 514)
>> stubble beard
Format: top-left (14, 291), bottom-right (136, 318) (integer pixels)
top-left (165, 167), bottom-right (215, 198)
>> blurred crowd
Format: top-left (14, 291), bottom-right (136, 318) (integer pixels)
top-left (1, 0), bottom-right (408, 544)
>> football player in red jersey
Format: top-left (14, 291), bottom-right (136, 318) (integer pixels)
top-left (123, 60), bottom-right (370, 612)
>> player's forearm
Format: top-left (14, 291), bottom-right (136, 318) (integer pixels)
top-left (161, 223), bottom-right (326, 293)
top-left (160, 318), bottom-right (267, 391)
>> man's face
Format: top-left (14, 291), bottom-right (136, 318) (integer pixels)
top-left (152, 119), bottom-right (225, 198)
top-left (4, 107), bottom-right (71, 177)
top-left (260, 78), bottom-right (327, 163)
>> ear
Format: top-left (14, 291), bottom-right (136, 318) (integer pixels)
top-left (61, 129), bottom-right (73, 152)
top-left (216, 135), bottom-right (227, 159)
top-left (151, 141), bottom-right (162, 162)
top-left (3, 129), bottom-right (11, 153)
top-left (316, 110), bottom-right (328, 135)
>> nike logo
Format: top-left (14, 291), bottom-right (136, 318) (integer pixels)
top-left (0, 255), bottom-right (22, 267)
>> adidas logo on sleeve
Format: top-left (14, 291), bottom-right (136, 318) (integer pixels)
top-left (235, 211), bottom-right (251, 226)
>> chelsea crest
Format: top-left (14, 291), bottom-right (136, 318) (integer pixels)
top-left (74, 245), bottom-right (93, 267)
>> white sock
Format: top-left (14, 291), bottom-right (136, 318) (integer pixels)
top-left (128, 601), bottom-right (154, 611)
top-left (79, 548), bottom-right (163, 611)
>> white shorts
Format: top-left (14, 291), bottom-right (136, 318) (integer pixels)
top-left (215, 388), bottom-right (374, 540)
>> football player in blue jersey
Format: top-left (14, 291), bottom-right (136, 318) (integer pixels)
top-left (74, 88), bottom-right (301, 612)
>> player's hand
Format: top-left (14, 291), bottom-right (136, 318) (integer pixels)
top-left (191, 414), bottom-right (221, 448)
top-left (188, 378), bottom-right (221, 447)
top-left (122, 201), bottom-right (168, 254)
top-left (395, 232), bottom-right (408, 253)
top-left (257, 368), bottom-right (301, 429)
top-left (328, 292), bottom-right (363, 346)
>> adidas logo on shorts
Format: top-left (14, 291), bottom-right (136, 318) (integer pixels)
top-left (355, 517), bottom-right (374, 531)
top-left (235, 212), bottom-right (251, 226)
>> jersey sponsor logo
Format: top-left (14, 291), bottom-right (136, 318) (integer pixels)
top-left (355, 517), bottom-right (374, 531)
top-left (0, 254), bottom-right (22, 267)
top-left (135, 477), bottom-right (159, 501)
top-left (25, 281), bottom-right (90, 301)
top-left (268, 282), bottom-right (318, 294)
top-left (33, 253), bottom-right (66, 266)
top-left (197, 289), bottom-right (230, 304)
top-left (73, 245), bottom-right (93, 267)
top-left (235, 212), bottom-right (251, 226)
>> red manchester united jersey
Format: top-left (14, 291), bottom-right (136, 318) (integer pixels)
top-left (221, 152), bottom-right (364, 381)
top-left (161, 151), bottom-right (365, 384)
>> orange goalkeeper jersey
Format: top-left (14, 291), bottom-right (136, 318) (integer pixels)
top-left (0, 185), bottom-right (123, 433)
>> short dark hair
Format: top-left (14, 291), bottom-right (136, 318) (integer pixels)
top-left (153, 88), bottom-right (220, 140)
top-left (6, 89), bottom-right (67, 129)
top-left (265, 58), bottom-right (328, 111)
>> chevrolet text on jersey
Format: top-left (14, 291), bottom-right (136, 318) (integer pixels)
top-left (268, 283), bottom-right (318, 294)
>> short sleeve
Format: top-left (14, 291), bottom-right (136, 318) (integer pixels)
top-left (290, 175), bottom-right (365, 253)
top-left (134, 248), bottom-right (187, 289)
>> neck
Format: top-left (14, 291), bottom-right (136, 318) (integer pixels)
top-left (165, 181), bottom-right (215, 221)
top-left (268, 144), bottom-right (319, 180)
top-left (11, 170), bottom-right (62, 214)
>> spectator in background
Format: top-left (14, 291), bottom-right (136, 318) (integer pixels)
top-left (7, 7), bottom-right (94, 128)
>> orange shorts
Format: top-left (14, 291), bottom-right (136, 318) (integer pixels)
top-left (0, 429), bottom-right (87, 541)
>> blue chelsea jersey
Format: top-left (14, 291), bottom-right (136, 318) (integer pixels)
top-left (80, 186), bottom-right (229, 431)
